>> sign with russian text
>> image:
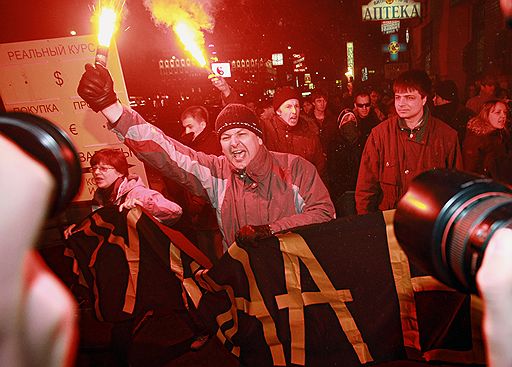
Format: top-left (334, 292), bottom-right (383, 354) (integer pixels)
top-left (0, 35), bottom-right (147, 202)
top-left (381, 20), bottom-right (401, 34)
top-left (362, 0), bottom-right (421, 21)
top-left (292, 53), bottom-right (306, 73)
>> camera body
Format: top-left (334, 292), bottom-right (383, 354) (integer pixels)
top-left (394, 169), bottom-right (512, 294)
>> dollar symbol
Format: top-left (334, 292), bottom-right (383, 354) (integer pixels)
top-left (54, 71), bottom-right (64, 87)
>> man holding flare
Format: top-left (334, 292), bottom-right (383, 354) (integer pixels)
top-left (77, 63), bottom-right (335, 250)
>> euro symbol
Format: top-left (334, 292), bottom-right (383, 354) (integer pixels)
top-left (54, 71), bottom-right (64, 87)
top-left (69, 123), bottom-right (78, 135)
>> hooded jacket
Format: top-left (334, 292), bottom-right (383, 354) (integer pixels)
top-left (111, 107), bottom-right (335, 250)
top-left (463, 117), bottom-right (512, 183)
top-left (93, 174), bottom-right (182, 226)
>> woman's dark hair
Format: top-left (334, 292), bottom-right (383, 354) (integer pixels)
top-left (90, 148), bottom-right (129, 176)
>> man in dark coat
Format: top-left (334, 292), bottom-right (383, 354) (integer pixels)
top-left (165, 106), bottom-right (224, 262)
top-left (355, 70), bottom-right (463, 214)
top-left (329, 90), bottom-right (382, 216)
top-left (432, 80), bottom-right (474, 143)
top-left (260, 86), bottom-right (327, 182)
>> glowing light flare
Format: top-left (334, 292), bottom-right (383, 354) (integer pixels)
top-left (96, 7), bottom-right (118, 47)
top-left (174, 21), bottom-right (207, 68)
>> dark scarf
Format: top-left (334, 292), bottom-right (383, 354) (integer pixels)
top-left (93, 177), bottom-right (125, 207)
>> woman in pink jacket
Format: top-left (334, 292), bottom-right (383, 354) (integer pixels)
top-left (64, 149), bottom-right (182, 238)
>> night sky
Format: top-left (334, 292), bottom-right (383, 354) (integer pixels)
top-left (1, 0), bottom-right (361, 59)
top-left (1, 0), bottom-right (381, 94)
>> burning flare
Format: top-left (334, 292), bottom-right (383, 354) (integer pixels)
top-left (97, 7), bottom-right (118, 48)
top-left (144, 0), bottom-right (215, 71)
top-left (174, 21), bottom-right (207, 67)
top-left (93, 1), bottom-right (124, 66)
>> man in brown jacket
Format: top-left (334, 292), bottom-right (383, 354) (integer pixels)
top-left (355, 70), bottom-right (463, 214)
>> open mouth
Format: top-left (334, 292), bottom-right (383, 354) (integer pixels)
top-left (231, 149), bottom-right (246, 161)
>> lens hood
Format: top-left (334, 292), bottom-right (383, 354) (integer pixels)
top-left (394, 169), bottom-right (512, 291)
top-left (0, 112), bottom-right (82, 216)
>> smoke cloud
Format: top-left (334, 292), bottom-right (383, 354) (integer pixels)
top-left (143, 0), bottom-right (217, 32)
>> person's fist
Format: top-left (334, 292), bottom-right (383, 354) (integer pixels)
top-left (208, 74), bottom-right (230, 96)
top-left (235, 224), bottom-right (273, 247)
top-left (77, 63), bottom-right (117, 112)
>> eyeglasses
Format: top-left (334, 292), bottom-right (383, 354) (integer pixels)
top-left (356, 103), bottom-right (371, 108)
top-left (89, 166), bottom-right (116, 173)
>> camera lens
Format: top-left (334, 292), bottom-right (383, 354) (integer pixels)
top-left (0, 112), bottom-right (82, 216)
top-left (394, 169), bottom-right (512, 294)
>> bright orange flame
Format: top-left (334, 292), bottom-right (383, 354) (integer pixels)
top-left (96, 7), bottom-right (118, 47)
top-left (174, 20), bottom-right (207, 67)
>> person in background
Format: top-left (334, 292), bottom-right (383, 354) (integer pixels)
top-left (432, 79), bottom-right (475, 143)
top-left (462, 99), bottom-right (512, 184)
top-left (261, 86), bottom-right (327, 182)
top-left (302, 97), bottom-right (314, 118)
top-left (77, 63), bottom-right (335, 250)
top-left (466, 74), bottom-right (497, 114)
top-left (64, 149), bottom-right (182, 238)
top-left (369, 86), bottom-right (387, 121)
top-left (165, 106), bottom-right (224, 262)
top-left (329, 90), bottom-right (381, 216)
top-left (258, 98), bottom-right (275, 121)
top-left (310, 89), bottom-right (338, 155)
top-left (355, 70), bottom-right (463, 214)
top-left (340, 80), bottom-right (355, 109)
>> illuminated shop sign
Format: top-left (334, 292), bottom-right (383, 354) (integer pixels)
top-left (362, 0), bottom-right (421, 21)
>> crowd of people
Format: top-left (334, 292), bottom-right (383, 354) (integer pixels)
top-left (71, 61), bottom-right (512, 262)
top-left (206, 70), bottom-right (511, 217)
top-left (59, 56), bottom-right (512, 365)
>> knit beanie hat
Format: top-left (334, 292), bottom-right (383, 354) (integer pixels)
top-left (273, 86), bottom-right (301, 111)
top-left (215, 103), bottom-right (263, 138)
top-left (435, 80), bottom-right (458, 102)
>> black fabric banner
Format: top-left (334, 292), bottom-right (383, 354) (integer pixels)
top-left (66, 207), bottom-right (484, 366)
top-left (191, 211), bottom-right (484, 366)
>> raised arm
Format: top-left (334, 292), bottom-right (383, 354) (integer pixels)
top-left (77, 63), bottom-right (224, 206)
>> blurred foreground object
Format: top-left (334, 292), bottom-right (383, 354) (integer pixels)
top-left (0, 112), bottom-right (81, 366)
top-left (0, 112), bottom-right (81, 216)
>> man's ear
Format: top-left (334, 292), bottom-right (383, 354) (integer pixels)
top-left (258, 137), bottom-right (263, 145)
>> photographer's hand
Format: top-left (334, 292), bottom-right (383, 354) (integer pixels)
top-left (477, 228), bottom-right (512, 367)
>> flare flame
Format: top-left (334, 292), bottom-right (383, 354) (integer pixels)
top-left (144, 0), bottom-right (215, 70)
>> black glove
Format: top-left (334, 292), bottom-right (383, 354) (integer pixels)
top-left (235, 225), bottom-right (273, 248)
top-left (77, 63), bottom-right (117, 112)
